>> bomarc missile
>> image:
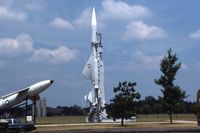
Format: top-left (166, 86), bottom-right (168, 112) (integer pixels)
top-left (91, 7), bottom-right (99, 90)
top-left (83, 7), bottom-right (107, 122)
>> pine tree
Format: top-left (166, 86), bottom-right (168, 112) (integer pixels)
top-left (155, 48), bottom-right (187, 124)
top-left (105, 81), bottom-right (140, 126)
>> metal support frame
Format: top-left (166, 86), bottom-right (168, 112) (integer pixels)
top-left (25, 98), bottom-right (28, 123)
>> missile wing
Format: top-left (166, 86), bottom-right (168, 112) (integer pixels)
top-left (82, 54), bottom-right (94, 80)
top-left (1, 87), bottom-right (29, 99)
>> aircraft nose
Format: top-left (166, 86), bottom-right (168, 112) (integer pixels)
top-left (50, 80), bottom-right (54, 84)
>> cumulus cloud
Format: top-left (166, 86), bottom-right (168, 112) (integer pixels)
top-left (101, 0), bottom-right (151, 20)
top-left (73, 0), bottom-right (152, 28)
top-left (51, 18), bottom-right (74, 30)
top-left (31, 46), bottom-right (78, 64)
top-left (0, 6), bottom-right (28, 21)
top-left (127, 51), bottom-right (187, 71)
top-left (127, 51), bottom-right (162, 71)
top-left (0, 33), bottom-right (78, 64)
top-left (123, 21), bottom-right (166, 40)
top-left (74, 8), bottom-right (91, 27)
top-left (0, 33), bottom-right (33, 56)
top-left (189, 29), bottom-right (200, 40)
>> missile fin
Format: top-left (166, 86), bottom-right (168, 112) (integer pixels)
top-left (82, 54), bottom-right (93, 80)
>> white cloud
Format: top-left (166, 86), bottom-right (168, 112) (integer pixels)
top-left (0, 33), bottom-right (33, 56)
top-left (0, 6), bottom-right (28, 21)
top-left (74, 8), bottom-right (91, 27)
top-left (51, 18), bottom-right (74, 30)
top-left (127, 51), bottom-right (187, 71)
top-left (31, 46), bottom-right (78, 64)
top-left (101, 0), bottom-right (151, 20)
top-left (127, 51), bottom-right (162, 71)
top-left (189, 29), bottom-right (200, 40)
top-left (73, 0), bottom-right (151, 29)
top-left (123, 21), bottom-right (166, 40)
top-left (0, 33), bottom-right (78, 64)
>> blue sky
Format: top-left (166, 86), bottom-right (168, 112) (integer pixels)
top-left (0, 0), bottom-right (200, 107)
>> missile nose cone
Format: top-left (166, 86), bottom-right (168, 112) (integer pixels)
top-left (91, 7), bottom-right (97, 26)
top-left (50, 80), bottom-right (54, 84)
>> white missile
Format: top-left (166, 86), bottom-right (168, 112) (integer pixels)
top-left (91, 7), bottom-right (97, 43)
top-left (83, 7), bottom-right (107, 122)
top-left (0, 80), bottom-right (54, 110)
top-left (28, 80), bottom-right (53, 97)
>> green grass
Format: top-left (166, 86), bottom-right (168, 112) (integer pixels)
top-left (136, 114), bottom-right (196, 122)
top-left (36, 116), bottom-right (85, 125)
top-left (35, 114), bottom-right (196, 125)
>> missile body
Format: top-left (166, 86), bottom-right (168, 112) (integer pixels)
top-left (0, 80), bottom-right (53, 110)
top-left (91, 7), bottom-right (97, 43)
top-left (28, 80), bottom-right (54, 97)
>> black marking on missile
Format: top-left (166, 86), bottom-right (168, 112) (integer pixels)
top-left (87, 64), bottom-right (91, 68)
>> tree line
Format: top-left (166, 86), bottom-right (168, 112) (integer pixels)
top-left (135, 96), bottom-right (196, 115)
top-left (47, 105), bottom-right (86, 116)
top-left (46, 98), bottom-right (196, 117)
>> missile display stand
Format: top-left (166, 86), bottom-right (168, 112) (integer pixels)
top-left (83, 8), bottom-right (107, 122)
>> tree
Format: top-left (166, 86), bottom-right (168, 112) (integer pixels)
top-left (142, 104), bottom-right (151, 117)
top-left (144, 96), bottom-right (157, 113)
top-left (174, 102), bottom-right (185, 118)
top-left (105, 81), bottom-right (140, 126)
top-left (154, 103), bottom-right (163, 117)
top-left (155, 48), bottom-right (187, 124)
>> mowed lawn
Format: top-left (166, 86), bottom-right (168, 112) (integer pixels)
top-left (36, 116), bottom-right (86, 124)
top-left (137, 114), bottom-right (196, 122)
top-left (36, 114), bottom-right (197, 125)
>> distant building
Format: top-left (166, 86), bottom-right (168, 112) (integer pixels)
top-left (35, 97), bottom-right (47, 117)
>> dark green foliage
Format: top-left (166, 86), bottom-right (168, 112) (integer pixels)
top-left (105, 81), bottom-right (140, 126)
top-left (155, 48), bottom-right (187, 123)
top-left (142, 104), bottom-right (151, 117)
top-left (47, 105), bottom-right (86, 116)
top-left (154, 103), bottom-right (163, 114)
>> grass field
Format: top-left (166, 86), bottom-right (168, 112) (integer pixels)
top-left (35, 122), bottom-right (198, 132)
top-left (36, 116), bottom-right (85, 125)
top-left (35, 114), bottom-right (197, 125)
top-left (136, 114), bottom-right (196, 122)
top-left (33, 114), bottom-right (198, 132)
